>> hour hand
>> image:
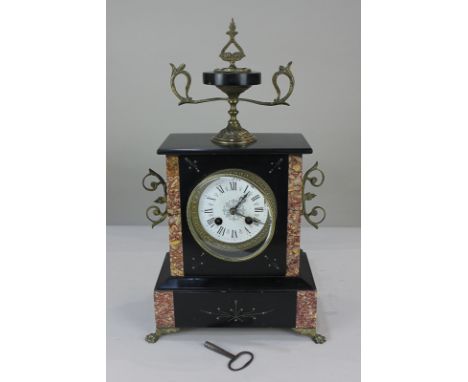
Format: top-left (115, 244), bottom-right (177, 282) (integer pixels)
top-left (233, 211), bottom-right (264, 225)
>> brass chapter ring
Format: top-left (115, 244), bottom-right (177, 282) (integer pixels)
top-left (228, 351), bottom-right (254, 371)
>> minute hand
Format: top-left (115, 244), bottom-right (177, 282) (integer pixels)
top-left (232, 192), bottom-right (249, 210)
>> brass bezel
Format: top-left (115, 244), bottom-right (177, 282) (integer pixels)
top-left (186, 169), bottom-right (277, 262)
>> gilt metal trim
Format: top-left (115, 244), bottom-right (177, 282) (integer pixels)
top-left (142, 168), bottom-right (167, 227)
top-left (170, 63), bottom-right (227, 106)
top-left (239, 62), bottom-right (295, 106)
top-left (186, 169), bottom-right (277, 261)
top-left (168, 19), bottom-right (295, 147)
top-left (145, 328), bottom-right (180, 343)
top-left (292, 328), bottom-right (327, 344)
top-left (169, 62), bottom-right (295, 107)
top-left (302, 162), bottom-right (326, 229)
top-left (219, 18), bottom-right (246, 69)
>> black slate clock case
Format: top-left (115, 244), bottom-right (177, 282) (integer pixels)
top-left (179, 153), bottom-right (288, 276)
top-left (157, 133), bottom-right (312, 277)
top-left (149, 133), bottom-right (321, 331)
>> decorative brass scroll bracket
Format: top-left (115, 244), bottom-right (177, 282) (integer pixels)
top-left (169, 61), bottom-right (295, 107)
top-left (142, 168), bottom-right (167, 227)
top-left (240, 62), bottom-right (294, 106)
top-left (302, 162), bottom-right (326, 229)
top-left (170, 63), bottom-right (226, 106)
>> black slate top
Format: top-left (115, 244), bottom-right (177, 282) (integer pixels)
top-left (157, 133), bottom-right (313, 155)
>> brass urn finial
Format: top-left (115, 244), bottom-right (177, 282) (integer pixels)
top-left (169, 19), bottom-right (295, 147)
top-left (219, 18), bottom-right (246, 69)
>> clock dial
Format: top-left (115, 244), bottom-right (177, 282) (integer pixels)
top-left (198, 176), bottom-right (268, 244)
top-left (186, 169), bottom-right (277, 262)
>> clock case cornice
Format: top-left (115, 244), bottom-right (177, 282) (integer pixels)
top-left (157, 133), bottom-right (313, 156)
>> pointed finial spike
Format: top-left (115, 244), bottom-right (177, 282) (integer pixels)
top-left (227, 18), bottom-right (237, 37)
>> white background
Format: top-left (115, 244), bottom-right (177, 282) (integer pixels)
top-left (1, 1), bottom-right (468, 382)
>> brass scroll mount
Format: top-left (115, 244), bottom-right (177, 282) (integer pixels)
top-left (169, 62), bottom-right (295, 107)
top-left (142, 168), bottom-right (167, 227)
top-left (239, 62), bottom-right (295, 106)
top-left (170, 64), bottom-right (226, 106)
top-left (302, 162), bottom-right (326, 229)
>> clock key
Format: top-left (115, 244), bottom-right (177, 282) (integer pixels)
top-left (203, 341), bottom-right (254, 371)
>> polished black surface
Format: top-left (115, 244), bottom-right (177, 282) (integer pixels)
top-left (156, 251), bottom-right (316, 291)
top-left (157, 133), bottom-right (313, 155)
top-left (155, 252), bottom-right (315, 328)
top-left (203, 71), bottom-right (261, 86)
top-left (179, 154), bottom-right (288, 276)
top-left (174, 291), bottom-right (296, 327)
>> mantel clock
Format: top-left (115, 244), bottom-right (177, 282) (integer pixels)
top-left (142, 20), bottom-right (327, 344)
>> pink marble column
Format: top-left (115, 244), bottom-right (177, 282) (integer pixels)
top-left (166, 155), bottom-right (184, 276)
top-left (286, 154), bottom-right (303, 276)
top-left (295, 290), bottom-right (317, 329)
top-left (154, 291), bottom-right (175, 328)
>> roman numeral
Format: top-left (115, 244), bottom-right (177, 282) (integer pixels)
top-left (217, 226), bottom-right (226, 236)
top-left (204, 208), bottom-right (213, 214)
top-left (207, 197), bottom-right (216, 201)
top-left (254, 207), bottom-right (264, 212)
top-left (231, 230), bottom-right (238, 239)
top-left (216, 185), bottom-right (224, 193)
top-left (207, 218), bottom-right (215, 226)
top-left (230, 181), bottom-right (237, 191)
top-left (251, 195), bottom-right (260, 202)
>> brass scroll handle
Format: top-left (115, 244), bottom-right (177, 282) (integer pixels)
top-left (170, 64), bottom-right (227, 105)
top-left (142, 168), bottom-right (167, 227)
top-left (169, 62), bottom-right (295, 107)
top-left (302, 162), bottom-right (326, 229)
top-left (239, 62), bottom-right (295, 106)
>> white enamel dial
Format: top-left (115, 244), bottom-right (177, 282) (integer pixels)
top-left (187, 169), bottom-right (277, 262)
top-left (198, 176), bottom-right (268, 244)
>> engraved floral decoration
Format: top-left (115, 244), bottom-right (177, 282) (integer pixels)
top-left (268, 157), bottom-right (284, 174)
top-left (302, 162), bottom-right (326, 229)
top-left (183, 157), bottom-right (200, 173)
top-left (201, 300), bottom-right (274, 323)
top-left (142, 168), bottom-right (167, 227)
top-left (190, 252), bottom-right (206, 271)
top-left (263, 254), bottom-right (280, 270)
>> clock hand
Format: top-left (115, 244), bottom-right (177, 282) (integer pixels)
top-left (233, 211), bottom-right (264, 225)
top-left (232, 192), bottom-right (249, 211)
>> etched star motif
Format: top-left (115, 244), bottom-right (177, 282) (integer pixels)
top-left (201, 300), bottom-right (274, 322)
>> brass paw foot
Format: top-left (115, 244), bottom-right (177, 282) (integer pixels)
top-left (145, 328), bottom-right (180, 343)
top-left (145, 332), bottom-right (160, 343)
top-left (293, 328), bottom-right (327, 344)
top-left (311, 333), bottom-right (327, 344)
